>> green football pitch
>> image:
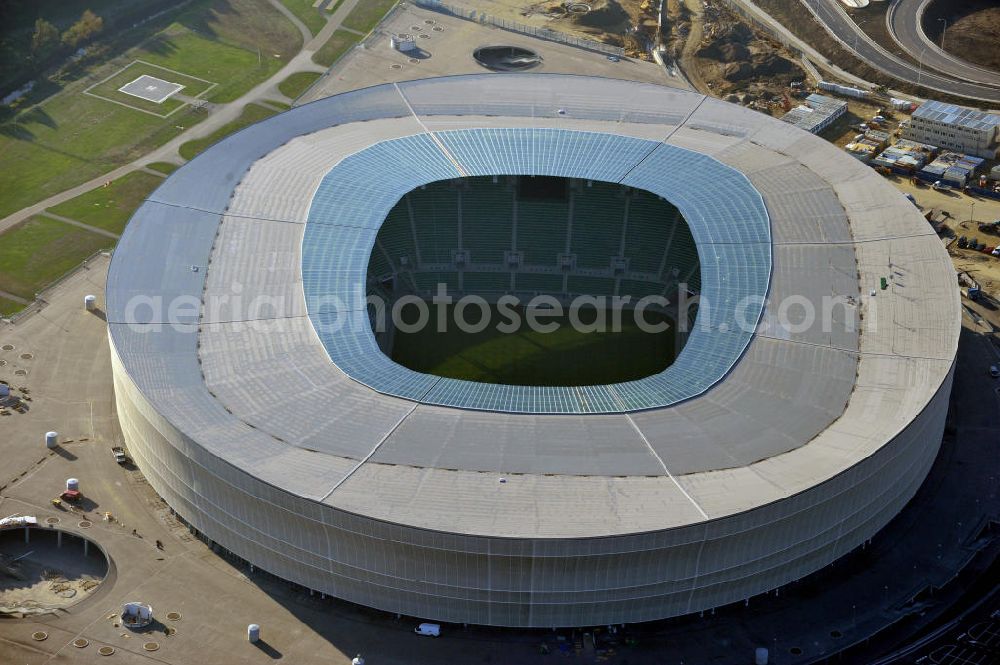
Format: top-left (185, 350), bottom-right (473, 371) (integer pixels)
top-left (390, 303), bottom-right (676, 386)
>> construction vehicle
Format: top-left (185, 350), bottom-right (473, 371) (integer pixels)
top-left (111, 446), bottom-right (128, 465)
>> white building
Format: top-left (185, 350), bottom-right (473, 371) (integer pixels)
top-left (902, 100), bottom-right (1000, 159)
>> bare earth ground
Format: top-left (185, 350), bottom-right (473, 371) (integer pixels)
top-left (924, 0), bottom-right (1000, 73)
top-left (691, 2), bottom-right (806, 111)
top-left (442, 0), bottom-right (657, 56)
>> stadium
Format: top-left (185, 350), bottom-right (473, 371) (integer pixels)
top-left (106, 74), bottom-right (959, 627)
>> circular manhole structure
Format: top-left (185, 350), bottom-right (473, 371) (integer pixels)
top-left (166, 611), bottom-right (181, 621)
top-left (473, 45), bottom-right (542, 71)
top-left (32, 631), bottom-right (47, 641)
top-left (408, 58), bottom-right (419, 64)
top-left (424, 18), bottom-right (435, 24)
top-left (410, 25), bottom-right (423, 31)
top-left (790, 646), bottom-right (803, 655)
top-left (78, 520), bottom-right (92, 528)
top-left (13, 369), bottom-right (26, 376)
top-left (389, 64), bottom-right (402, 70)
top-left (143, 642), bottom-right (160, 652)
top-left (432, 25), bottom-right (443, 31)
top-left (98, 646), bottom-right (115, 656)
top-left (419, 33), bottom-right (430, 39)
top-left (830, 630), bottom-right (843, 638)
top-left (45, 517), bottom-right (59, 525)
top-left (1, 344), bottom-right (14, 351)
top-left (20, 353), bottom-right (33, 360)
top-left (74, 638), bottom-right (89, 648)
top-left (565, 1), bottom-right (591, 13)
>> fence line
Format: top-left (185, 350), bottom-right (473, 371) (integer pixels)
top-left (413, 0), bottom-right (625, 56)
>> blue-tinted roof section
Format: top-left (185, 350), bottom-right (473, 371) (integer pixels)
top-left (302, 128), bottom-right (771, 414)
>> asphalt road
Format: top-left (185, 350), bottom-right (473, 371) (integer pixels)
top-left (887, 0), bottom-right (1000, 89)
top-left (801, 0), bottom-right (1000, 103)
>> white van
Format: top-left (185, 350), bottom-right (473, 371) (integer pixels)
top-left (414, 623), bottom-right (441, 637)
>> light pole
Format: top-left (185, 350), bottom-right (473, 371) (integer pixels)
top-left (970, 201), bottom-right (976, 224)
top-left (938, 18), bottom-right (948, 50)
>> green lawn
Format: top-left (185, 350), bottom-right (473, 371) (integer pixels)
top-left (47, 171), bottom-right (163, 235)
top-left (391, 304), bottom-right (675, 386)
top-left (0, 0), bottom-right (300, 220)
top-left (0, 216), bottom-right (112, 300)
top-left (340, 0), bottom-right (398, 34)
top-left (178, 103), bottom-right (277, 160)
top-left (280, 0), bottom-right (328, 36)
top-left (312, 29), bottom-right (360, 67)
top-left (278, 71), bottom-right (321, 99)
top-left (145, 161), bottom-right (179, 175)
top-left (0, 297), bottom-right (26, 317)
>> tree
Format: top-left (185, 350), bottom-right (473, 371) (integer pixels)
top-left (30, 18), bottom-right (59, 55)
top-left (61, 10), bottom-right (104, 49)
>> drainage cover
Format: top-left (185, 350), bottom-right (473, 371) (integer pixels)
top-left (32, 631), bottom-right (47, 641)
top-left (98, 646), bottom-right (115, 656)
top-left (79, 520), bottom-right (92, 528)
top-left (166, 611), bottom-right (181, 621)
top-left (46, 517), bottom-right (59, 524)
top-left (143, 642), bottom-right (160, 652)
top-left (73, 638), bottom-right (89, 648)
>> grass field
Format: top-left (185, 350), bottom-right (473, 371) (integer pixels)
top-left (47, 171), bottom-right (164, 235)
top-left (391, 304), bottom-right (675, 386)
top-left (278, 71), bottom-right (322, 99)
top-left (340, 0), bottom-right (398, 34)
top-left (145, 161), bottom-right (179, 175)
top-left (0, 216), bottom-right (111, 301)
top-left (0, 297), bottom-right (26, 317)
top-left (178, 103), bottom-right (277, 160)
top-left (280, 0), bottom-right (329, 36)
top-left (0, 0), bottom-right (300, 220)
top-left (312, 29), bottom-right (360, 67)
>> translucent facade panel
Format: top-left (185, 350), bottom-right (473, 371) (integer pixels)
top-left (301, 129), bottom-right (770, 414)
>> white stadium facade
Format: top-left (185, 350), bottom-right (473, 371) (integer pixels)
top-left (107, 74), bottom-right (960, 627)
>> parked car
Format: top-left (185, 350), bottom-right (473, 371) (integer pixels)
top-left (989, 365), bottom-right (999, 378)
top-left (958, 236), bottom-right (968, 248)
top-left (414, 623), bottom-right (441, 637)
top-left (933, 181), bottom-right (952, 191)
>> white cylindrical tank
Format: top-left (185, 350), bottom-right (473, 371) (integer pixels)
top-left (755, 647), bottom-right (769, 665)
top-left (248, 624), bottom-right (260, 643)
top-left (66, 478), bottom-right (79, 492)
top-left (84, 295), bottom-right (97, 311)
top-left (46, 431), bottom-right (58, 449)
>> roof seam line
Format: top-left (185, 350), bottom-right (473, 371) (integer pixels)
top-left (615, 95), bottom-right (709, 185)
top-left (393, 82), bottom-right (468, 177)
top-left (319, 401), bottom-right (421, 502)
top-left (625, 414), bottom-right (709, 519)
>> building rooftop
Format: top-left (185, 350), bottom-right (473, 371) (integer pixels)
top-left (106, 75), bottom-right (959, 537)
top-left (912, 100), bottom-right (1000, 132)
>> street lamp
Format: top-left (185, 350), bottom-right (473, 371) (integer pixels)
top-left (970, 201), bottom-right (976, 224)
top-left (938, 18), bottom-right (948, 50)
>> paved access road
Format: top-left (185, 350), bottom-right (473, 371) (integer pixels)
top-left (887, 0), bottom-right (1000, 89)
top-left (800, 0), bottom-right (1000, 103)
